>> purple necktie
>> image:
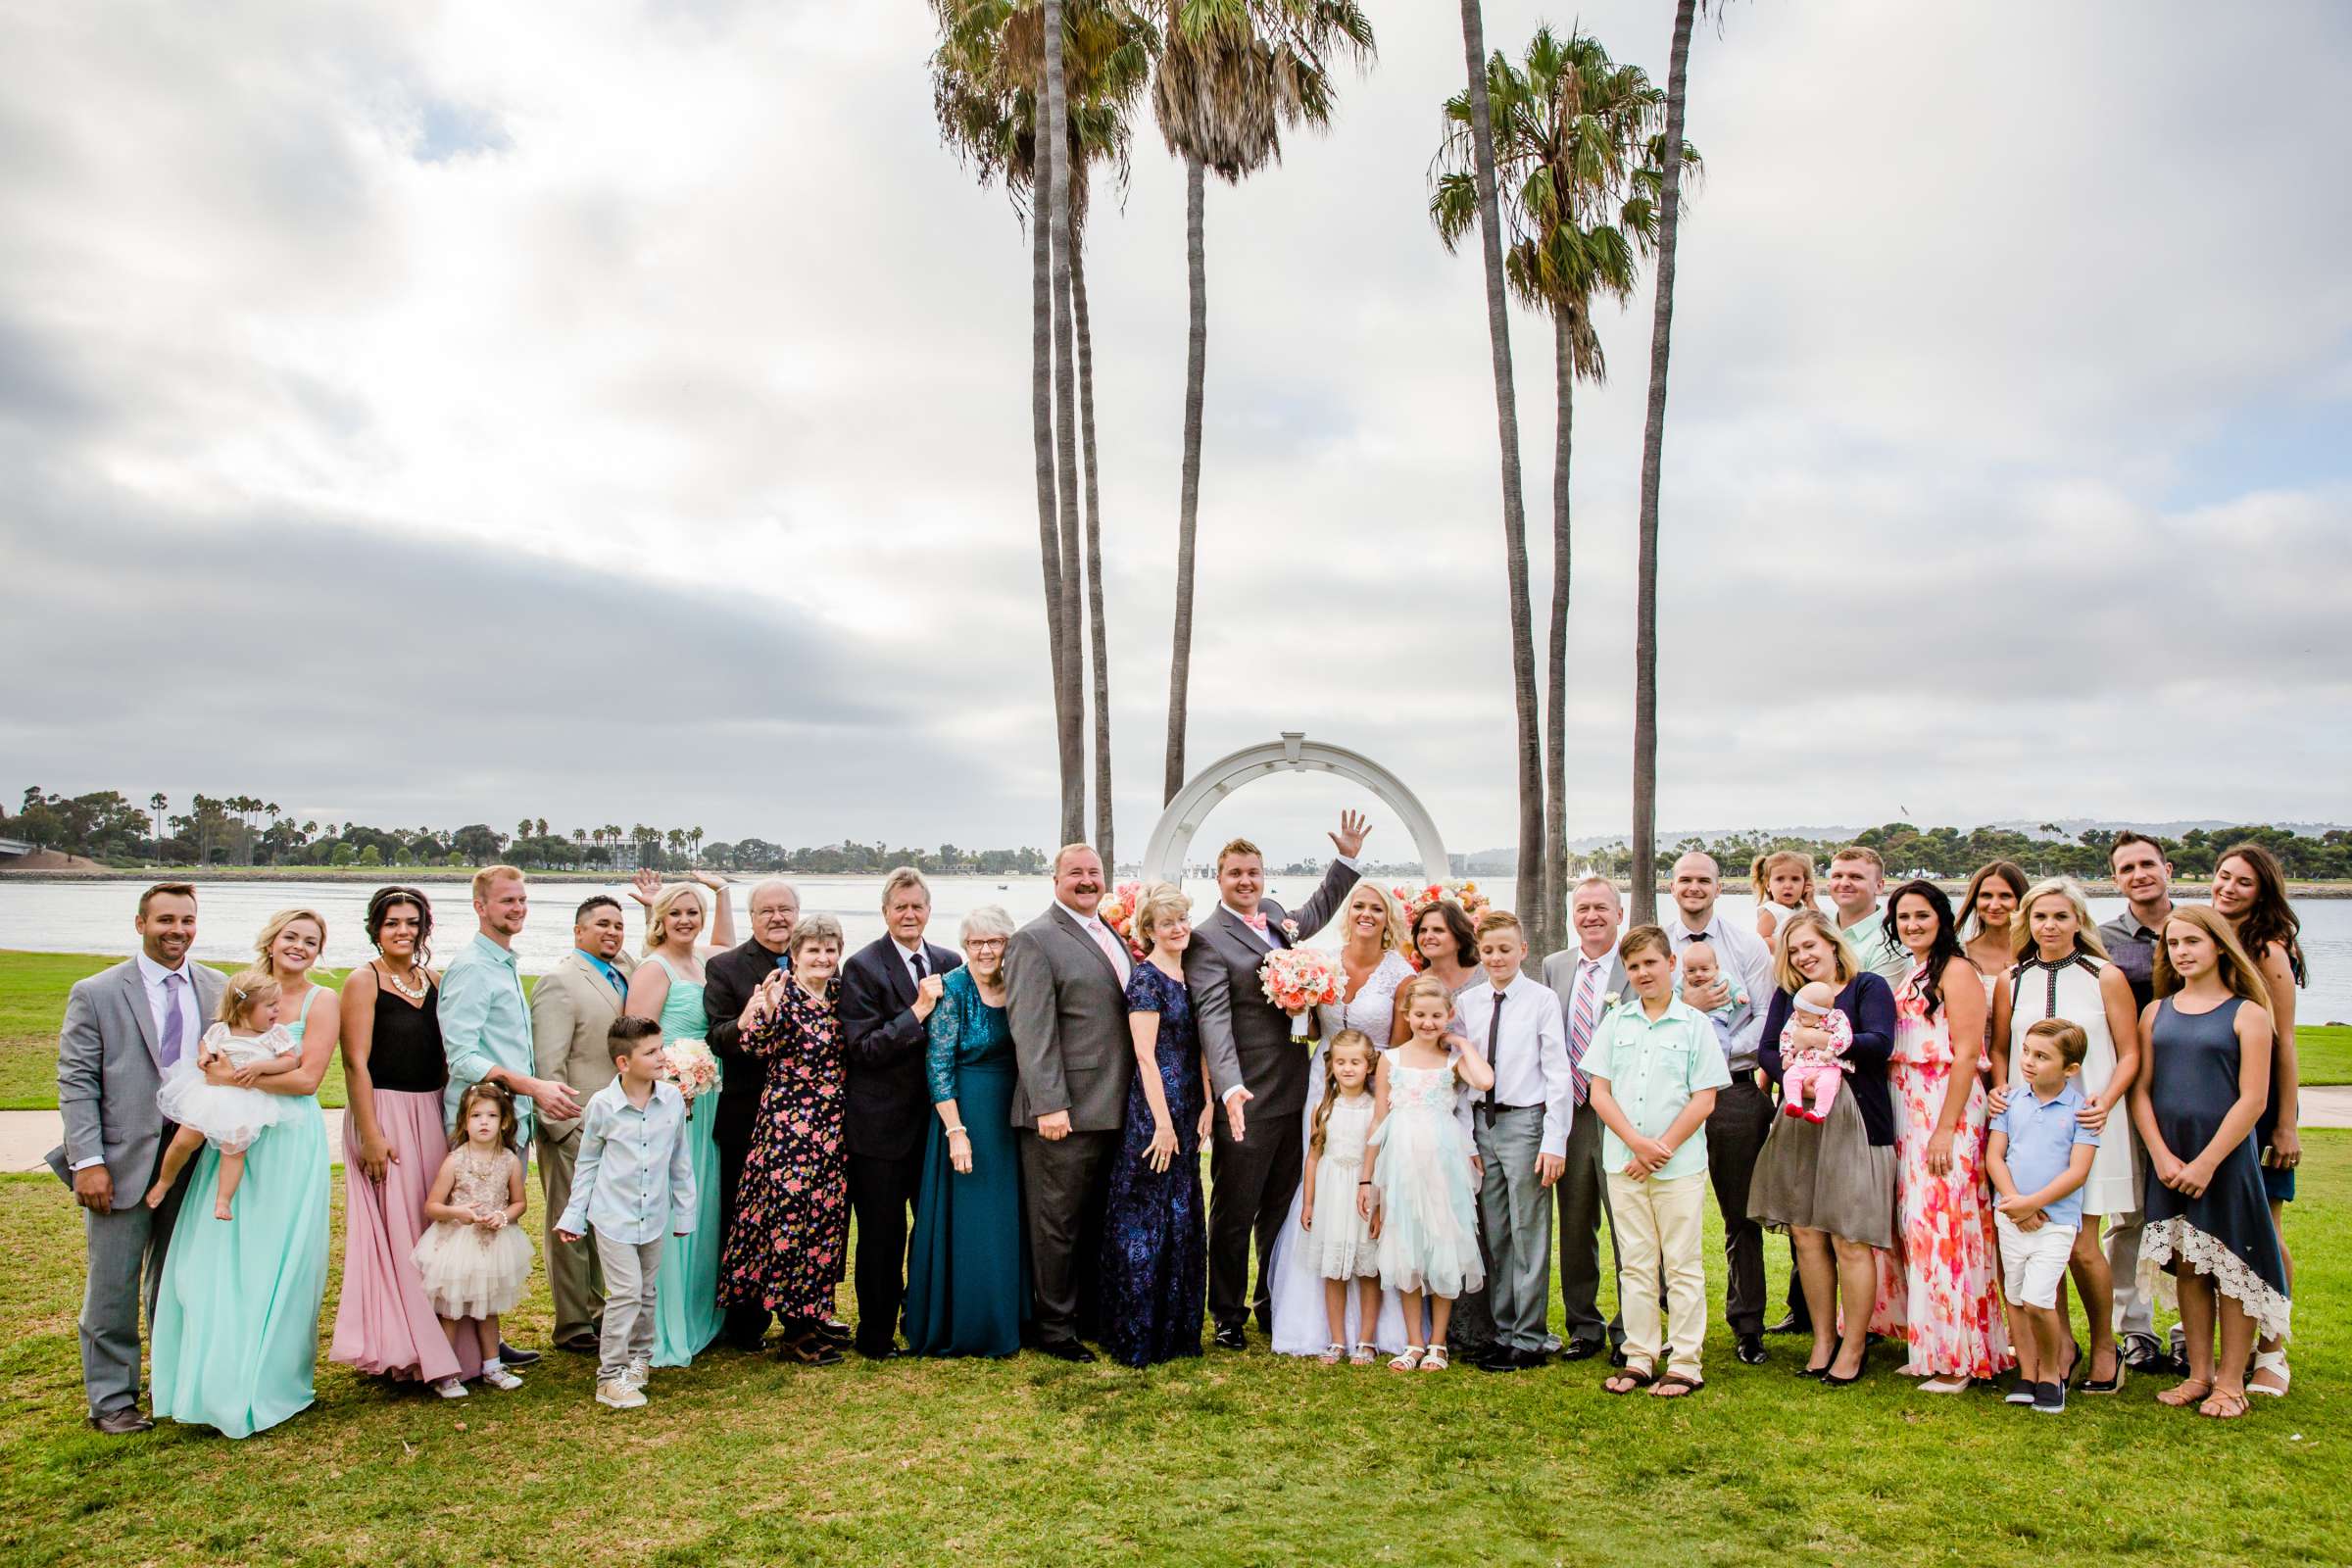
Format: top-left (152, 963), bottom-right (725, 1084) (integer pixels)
top-left (160, 971), bottom-right (187, 1069)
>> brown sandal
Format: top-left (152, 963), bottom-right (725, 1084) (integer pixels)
top-left (2156, 1377), bottom-right (2213, 1408)
top-left (1603, 1368), bottom-right (1654, 1395)
top-left (2198, 1387), bottom-right (2250, 1420)
top-left (773, 1334), bottom-right (843, 1366)
top-left (1650, 1372), bottom-right (1704, 1397)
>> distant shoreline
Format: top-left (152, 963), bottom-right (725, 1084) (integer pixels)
top-left (6, 866), bottom-right (2350, 899)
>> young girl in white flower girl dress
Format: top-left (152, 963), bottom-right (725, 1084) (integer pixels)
top-left (147, 968), bottom-right (302, 1220)
top-left (413, 1081), bottom-right (535, 1395)
top-left (1299, 1031), bottom-right (1384, 1365)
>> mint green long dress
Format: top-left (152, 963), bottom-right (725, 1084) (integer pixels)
top-left (651, 955), bottom-right (724, 1366)
top-left (151, 984), bottom-right (333, 1438)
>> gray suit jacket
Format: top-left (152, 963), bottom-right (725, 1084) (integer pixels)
top-left (529, 949), bottom-right (637, 1141)
top-left (1541, 947), bottom-right (1627, 1068)
top-left (1004, 906), bottom-right (1135, 1133)
top-left (48, 958), bottom-right (227, 1206)
top-left (1184, 859), bottom-right (1361, 1121)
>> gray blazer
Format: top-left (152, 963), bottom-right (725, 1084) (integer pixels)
top-left (1541, 947), bottom-right (1627, 1066)
top-left (1184, 859), bottom-right (1361, 1121)
top-left (48, 958), bottom-right (227, 1206)
top-left (1004, 906), bottom-right (1135, 1133)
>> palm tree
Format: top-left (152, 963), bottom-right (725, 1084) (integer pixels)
top-left (933, 0), bottom-right (1155, 855)
top-left (689, 825), bottom-right (705, 865)
top-left (1434, 25), bottom-right (1677, 952)
top-left (1442, 0), bottom-right (1543, 957)
top-left (147, 793), bottom-right (167, 850)
top-left (1628, 0), bottom-right (1705, 925)
top-left (1151, 0), bottom-right (1376, 804)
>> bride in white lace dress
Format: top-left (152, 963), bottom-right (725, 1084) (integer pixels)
top-left (1268, 883), bottom-right (1420, 1356)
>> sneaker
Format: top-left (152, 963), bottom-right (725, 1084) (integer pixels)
top-left (2005, 1378), bottom-right (2037, 1406)
top-left (595, 1379), bottom-right (647, 1410)
top-left (2033, 1381), bottom-right (2067, 1414)
top-left (430, 1377), bottom-right (470, 1400)
top-left (624, 1357), bottom-right (652, 1391)
top-left (479, 1365), bottom-right (524, 1392)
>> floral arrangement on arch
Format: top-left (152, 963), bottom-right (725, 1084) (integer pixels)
top-left (1393, 879), bottom-right (1490, 966)
top-left (1095, 881), bottom-right (1151, 959)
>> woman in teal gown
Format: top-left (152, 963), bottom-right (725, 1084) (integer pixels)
top-left (151, 944), bottom-right (335, 1440)
top-left (905, 908), bottom-right (1029, 1357)
top-left (625, 873), bottom-right (736, 1367)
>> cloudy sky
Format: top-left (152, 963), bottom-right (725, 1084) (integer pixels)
top-left (4, 0), bottom-right (2347, 863)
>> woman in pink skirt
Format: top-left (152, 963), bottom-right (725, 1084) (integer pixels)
top-left (330, 888), bottom-right (482, 1391)
top-left (1870, 881), bottom-right (2012, 1391)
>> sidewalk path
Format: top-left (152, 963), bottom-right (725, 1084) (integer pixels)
top-left (9, 1092), bottom-right (2352, 1175)
top-left (4, 1107), bottom-right (349, 1174)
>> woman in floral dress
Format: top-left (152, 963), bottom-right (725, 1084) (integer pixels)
top-left (1870, 881), bottom-right (2010, 1391)
top-left (718, 914), bottom-right (851, 1367)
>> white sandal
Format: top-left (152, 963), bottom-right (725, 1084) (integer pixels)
top-left (1419, 1345), bottom-right (1449, 1372)
top-left (1318, 1343), bottom-right (1345, 1365)
top-left (2249, 1348), bottom-right (2291, 1396)
top-left (1389, 1346), bottom-right (1426, 1372)
top-left (1349, 1342), bottom-right (1377, 1367)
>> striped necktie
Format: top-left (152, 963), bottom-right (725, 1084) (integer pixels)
top-left (1567, 961), bottom-right (1599, 1107)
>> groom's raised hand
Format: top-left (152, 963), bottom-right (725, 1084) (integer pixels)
top-left (1328, 810), bottom-right (1370, 860)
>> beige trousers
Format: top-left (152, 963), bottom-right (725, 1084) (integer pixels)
top-left (1607, 1169), bottom-right (1709, 1380)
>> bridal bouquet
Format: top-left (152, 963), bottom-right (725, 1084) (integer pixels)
top-left (662, 1038), bottom-right (720, 1115)
top-left (1260, 947), bottom-right (1346, 1041)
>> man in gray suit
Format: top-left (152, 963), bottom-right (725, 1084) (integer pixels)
top-left (1185, 812), bottom-right (1367, 1348)
top-left (47, 882), bottom-right (225, 1433)
top-left (1005, 843), bottom-right (1134, 1363)
top-left (1542, 876), bottom-right (1630, 1361)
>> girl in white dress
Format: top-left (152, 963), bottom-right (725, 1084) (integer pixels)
top-left (1752, 851), bottom-right (1821, 945)
top-left (1997, 877), bottom-right (2141, 1395)
top-left (1298, 1032), bottom-right (1382, 1364)
top-left (147, 968), bottom-right (301, 1220)
top-left (1266, 883), bottom-right (1418, 1356)
top-left (413, 1082), bottom-right (535, 1393)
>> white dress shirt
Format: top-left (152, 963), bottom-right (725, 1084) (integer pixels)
top-left (892, 936), bottom-right (932, 989)
top-left (1671, 908), bottom-right (1775, 1069)
top-left (1453, 972), bottom-right (1574, 1158)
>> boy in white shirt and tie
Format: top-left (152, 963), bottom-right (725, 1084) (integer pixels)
top-left (1452, 909), bottom-right (1573, 1371)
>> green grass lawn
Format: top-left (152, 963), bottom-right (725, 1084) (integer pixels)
top-left (2, 1135), bottom-right (2347, 1564)
top-left (2302, 1026), bottom-right (2352, 1087)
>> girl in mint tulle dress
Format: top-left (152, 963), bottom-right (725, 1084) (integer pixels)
top-left (1362, 974), bottom-right (1493, 1372)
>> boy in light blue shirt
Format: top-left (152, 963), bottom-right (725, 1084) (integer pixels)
top-left (556, 1016), bottom-right (696, 1410)
top-left (1986, 1017), bottom-right (2100, 1415)
top-left (1585, 925), bottom-right (1733, 1397)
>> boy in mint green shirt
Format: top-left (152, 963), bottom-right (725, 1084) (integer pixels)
top-left (1585, 925), bottom-right (1733, 1396)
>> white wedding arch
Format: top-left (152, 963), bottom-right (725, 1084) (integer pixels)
top-left (1140, 732), bottom-right (1450, 887)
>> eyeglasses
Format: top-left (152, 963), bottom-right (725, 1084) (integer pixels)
top-left (966, 938), bottom-right (1009, 952)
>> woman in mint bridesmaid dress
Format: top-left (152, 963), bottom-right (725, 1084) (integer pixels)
top-left (152, 909), bottom-right (337, 1439)
top-left (623, 874), bottom-right (737, 1367)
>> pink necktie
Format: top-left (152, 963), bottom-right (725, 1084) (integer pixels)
top-left (1241, 911), bottom-right (1269, 936)
top-left (1089, 920), bottom-right (1129, 978)
top-left (1568, 963), bottom-right (1598, 1106)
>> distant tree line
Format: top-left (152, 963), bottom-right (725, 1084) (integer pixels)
top-left (0, 787), bottom-right (1050, 877)
top-left (1590, 821), bottom-right (2352, 883)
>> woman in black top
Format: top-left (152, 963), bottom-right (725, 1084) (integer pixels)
top-left (1748, 910), bottom-right (1899, 1384)
top-left (328, 888), bottom-right (481, 1387)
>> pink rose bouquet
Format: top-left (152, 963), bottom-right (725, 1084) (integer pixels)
top-left (662, 1038), bottom-right (720, 1117)
top-left (1260, 947), bottom-right (1346, 1041)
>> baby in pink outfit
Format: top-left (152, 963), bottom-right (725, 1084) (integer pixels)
top-left (1779, 981), bottom-right (1853, 1123)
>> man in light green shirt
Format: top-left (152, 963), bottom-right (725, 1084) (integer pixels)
top-left (1587, 926), bottom-right (1732, 1395)
top-left (1829, 846), bottom-right (1912, 985)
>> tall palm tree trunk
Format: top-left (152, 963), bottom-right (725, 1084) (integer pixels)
top-left (1042, 2), bottom-right (1087, 847)
top-left (1164, 153), bottom-right (1206, 806)
top-left (1457, 0), bottom-right (1545, 961)
top-left (1630, 0), bottom-right (1695, 925)
top-left (1074, 238), bottom-right (1114, 869)
top-left (1544, 307), bottom-right (1573, 950)
top-left (1030, 171), bottom-right (1074, 834)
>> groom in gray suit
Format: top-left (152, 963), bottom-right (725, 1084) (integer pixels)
top-left (1186, 811), bottom-right (1367, 1348)
top-left (1542, 875), bottom-right (1630, 1361)
top-left (46, 882), bottom-right (225, 1433)
top-left (1005, 844), bottom-right (1134, 1363)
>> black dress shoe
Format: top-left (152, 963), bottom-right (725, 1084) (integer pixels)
top-left (1478, 1347), bottom-right (1524, 1373)
top-left (556, 1334), bottom-right (601, 1354)
top-left (1038, 1339), bottom-right (1098, 1363)
top-left (723, 1332), bottom-right (770, 1353)
top-left (1212, 1325), bottom-right (1247, 1351)
top-left (1765, 1314), bottom-right (1806, 1336)
top-left (1821, 1364), bottom-right (1863, 1387)
top-left (816, 1318), bottom-right (855, 1347)
top-left (496, 1341), bottom-right (542, 1367)
top-left (88, 1407), bottom-right (154, 1436)
top-left (856, 1344), bottom-right (905, 1362)
top-left (1608, 1347), bottom-right (1629, 1369)
top-left (1735, 1333), bottom-right (1767, 1366)
top-left (1559, 1339), bottom-right (1604, 1362)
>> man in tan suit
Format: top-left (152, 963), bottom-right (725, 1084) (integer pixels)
top-left (531, 894), bottom-right (636, 1351)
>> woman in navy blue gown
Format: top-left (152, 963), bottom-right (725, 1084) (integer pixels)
top-left (1100, 883), bottom-right (1210, 1367)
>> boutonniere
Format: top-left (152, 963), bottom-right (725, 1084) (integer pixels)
top-left (1601, 991), bottom-right (1623, 1012)
top-left (1280, 918), bottom-right (1299, 941)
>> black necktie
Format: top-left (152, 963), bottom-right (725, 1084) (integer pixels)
top-left (1485, 989), bottom-right (1505, 1113)
top-left (910, 950), bottom-right (928, 986)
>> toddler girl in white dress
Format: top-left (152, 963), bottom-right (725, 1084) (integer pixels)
top-left (147, 968), bottom-right (301, 1220)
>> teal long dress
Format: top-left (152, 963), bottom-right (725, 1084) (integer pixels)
top-left (151, 984), bottom-right (333, 1438)
top-left (650, 954), bottom-right (724, 1366)
top-left (904, 967), bottom-right (1028, 1357)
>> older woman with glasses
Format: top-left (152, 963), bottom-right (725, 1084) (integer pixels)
top-left (904, 906), bottom-right (1028, 1357)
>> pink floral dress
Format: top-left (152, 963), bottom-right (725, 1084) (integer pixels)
top-left (1869, 963), bottom-right (2012, 1378)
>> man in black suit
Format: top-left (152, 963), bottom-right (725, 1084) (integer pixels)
top-left (839, 867), bottom-right (963, 1359)
top-left (1004, 843), bottom-right (1134, 1362)
top-left (1185, 811), bottom-right (1368, 1348)
top-left (704, 878), bottom-right (800, 1350)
